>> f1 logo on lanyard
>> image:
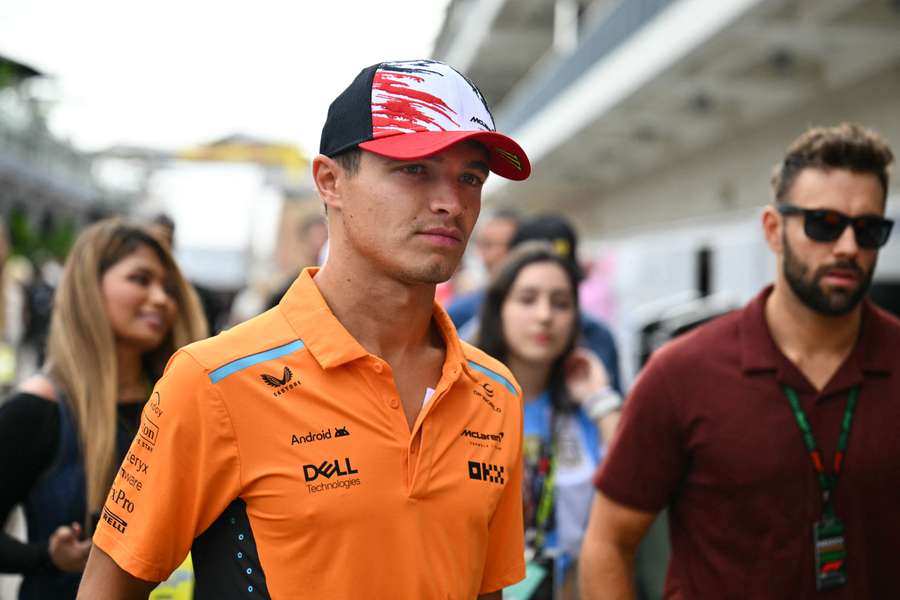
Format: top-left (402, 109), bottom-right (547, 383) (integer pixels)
top-left (783, 384), bottom-right (859, 592)
top-left (814, 515), bottom-right (847, 590)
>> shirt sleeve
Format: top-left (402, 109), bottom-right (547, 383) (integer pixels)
top-left (594, 352), bottom-right (687, 513)
top-left (479, 394), bottom-right (526, 594)
top-left (92, 351), bottom-right (241, 582)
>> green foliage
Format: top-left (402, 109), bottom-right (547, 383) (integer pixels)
top-left (7, 208), bottom-right (77, 262)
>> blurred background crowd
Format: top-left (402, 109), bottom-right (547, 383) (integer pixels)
top-left (1, 0), bottom-right (899, 598)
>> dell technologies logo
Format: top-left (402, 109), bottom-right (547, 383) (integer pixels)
top-left (302, 457), bottom-right (362, 494)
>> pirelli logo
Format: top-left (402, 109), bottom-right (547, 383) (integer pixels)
top-left (468, 460), bottom-right (505, 485)
top-left (102, 506), bottom-right (128, 534)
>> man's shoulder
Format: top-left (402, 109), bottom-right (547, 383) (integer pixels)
top-left (179, 306), bottom-right (296, 375)
top-left (869, 301), bottom-right (900, 335)
top-left (460, 342), bottom-right (521, 398)
top-left (866, 302), bottom-right (900, 362)
top-left (650, 305), bottom-right (743, 371)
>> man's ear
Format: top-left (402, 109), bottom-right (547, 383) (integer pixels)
top-left (762, 204), bottom-right (783, 254)
top-left (313, 155), bottom-right (344, 211)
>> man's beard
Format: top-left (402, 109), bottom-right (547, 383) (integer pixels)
top-left (782, 233), bottom-right (874, 316)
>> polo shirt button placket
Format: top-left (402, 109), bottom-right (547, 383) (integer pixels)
top-left (389, 396), bottom-right (400, 409)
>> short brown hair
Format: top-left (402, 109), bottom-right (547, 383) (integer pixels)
top-left (333, 147), bottom-right (361, 176)
top-left (771, 123), bottom-right (894, 203)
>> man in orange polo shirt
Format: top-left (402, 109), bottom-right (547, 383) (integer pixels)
top-left (78, 60), bottom-right (532, 599)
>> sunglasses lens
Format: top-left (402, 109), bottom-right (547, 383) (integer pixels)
top-left (854, 218), bottom-right (894, 248)
top-left (804, 211), bottom-right (845, 242)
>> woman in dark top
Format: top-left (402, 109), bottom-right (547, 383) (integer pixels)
top-left (0, 218), bottom-right (207, 599)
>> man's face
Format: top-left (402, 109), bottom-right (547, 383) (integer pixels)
top-left (336, 142), bottom-right (489, 285)
top-left (476, 217), bottom-right (517, 275)
top-left (778, 168), bottom-right (884, 316)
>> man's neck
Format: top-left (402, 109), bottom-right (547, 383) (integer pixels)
top-left (312, 262), bottom-right (440, 362)
top-left (764, 282), bottom-right (862, 389)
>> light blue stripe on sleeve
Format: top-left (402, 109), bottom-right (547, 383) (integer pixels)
top-left (208, 340), bottom-right (305, 384)
top-left (467, 360), bottom-right (517, 395)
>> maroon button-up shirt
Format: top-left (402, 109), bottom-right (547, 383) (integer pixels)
top-left (595, 286), bottom-right (900, 599)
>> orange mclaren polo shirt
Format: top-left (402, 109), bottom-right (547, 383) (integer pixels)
top-left (93, 268), bottom-right (525, 599)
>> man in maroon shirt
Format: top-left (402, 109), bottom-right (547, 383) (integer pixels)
top-left (580, 123), bottom-right (899, 599)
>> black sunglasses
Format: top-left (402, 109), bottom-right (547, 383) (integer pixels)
top-left (777, 205), bottom-right (894, 249)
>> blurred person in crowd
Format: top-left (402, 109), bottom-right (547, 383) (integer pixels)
top-left (79, 59), bottom-right (531, 599)
top-left (459, 213), bottom-right (623, 394)
top-left (0, 219), bottom-right (207, 599)
top-left (20, 252), bottom-right (61, 373)
top-left (476, 242), bottom-right (620, 599)
top-left (149, 214), bottom-right (176, 249)
top-left (148, 211), bottom-right (235, 336)
top-left (581, 123), bottom-right (900, 599)
top-left (446, 208), bottom-right (520, 323)
top-left (0, 220), bottom-right (26, 393)
top-left (266, 213), bottom-right (328, 309)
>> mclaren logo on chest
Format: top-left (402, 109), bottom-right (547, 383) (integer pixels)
top-left (260, 366), bottom-right (301, 396)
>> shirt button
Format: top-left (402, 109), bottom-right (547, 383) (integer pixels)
top-left (389, 397), bottom-right (400, 409)
top-left (373, 363), bottom-right (383, 373)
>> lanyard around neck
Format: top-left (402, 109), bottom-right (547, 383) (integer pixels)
top-left (532, 401), bottom-right (559, 552)
top-left (782, 385), bottom-right (859, 517)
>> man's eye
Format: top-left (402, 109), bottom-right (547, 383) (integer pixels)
top-left (461, 173), bottom-right (484, 186)
top-left (401, 164), bottom-right (426, 175)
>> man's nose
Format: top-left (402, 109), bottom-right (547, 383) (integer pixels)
top-left (833, 223), bottom-right (860, 257)
top-left (430, 178), bottom-right (465, 216)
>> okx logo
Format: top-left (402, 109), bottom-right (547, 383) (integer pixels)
top-left (261, 366), bottom-right (301, 397)
top-left (468, 460), bottom-right (505, 485)
top-left (303, 458), bottom-right (359, 482)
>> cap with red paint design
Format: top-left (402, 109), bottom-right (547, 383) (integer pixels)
top-left (319, 59), bottom-right (531, 181)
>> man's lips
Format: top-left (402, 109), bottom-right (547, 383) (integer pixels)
top-left (820, 268), bottom-right (860, 287)
top-left (418, 227), bottom-right (462, 245)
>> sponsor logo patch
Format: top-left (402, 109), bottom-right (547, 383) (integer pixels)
top-left (261, 366), bottom-right (301, 397)
top-left (468, 460), bottom-right (505, 485)
top-left (461, 428), bottom-right (504, 449)
top-left (302, 457), bottom-right (362, 494)
top-left (474, 383), bottom-right (502, 414)
top-left (108, 487), bottom-right (135, 513)
top-left (291, 426), bottom-right (350, 445)
top-left (137, 415), bottom-right (159, 453)
top-left (102, 506), bottom-right (128, 534)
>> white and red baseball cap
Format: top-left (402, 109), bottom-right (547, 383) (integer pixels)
top-left (319, 60), bottom-right (531, 181)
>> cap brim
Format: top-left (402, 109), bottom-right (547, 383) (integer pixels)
top-left (359, 130), bottom-right (531, 181)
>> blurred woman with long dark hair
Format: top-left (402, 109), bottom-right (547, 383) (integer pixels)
top-left (476, 241), bottom-right (621, 599)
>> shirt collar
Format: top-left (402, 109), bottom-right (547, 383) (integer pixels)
top-left (739, 284), bottom-right (892, 393)
top-left (279, 268), bottom-right (468, 375)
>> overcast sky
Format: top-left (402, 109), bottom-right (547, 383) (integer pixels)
top-left (0, 0), bottom-right (451, 156)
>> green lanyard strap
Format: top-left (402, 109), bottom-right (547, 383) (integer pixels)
top-left (782, 385), bottom-right (859, 516)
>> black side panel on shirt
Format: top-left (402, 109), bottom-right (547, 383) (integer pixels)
top-left (192, 498), bottom-right (271, 599)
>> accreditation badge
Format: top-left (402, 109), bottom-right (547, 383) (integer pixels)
top-left (813, 516), bottom-right (847, 591)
